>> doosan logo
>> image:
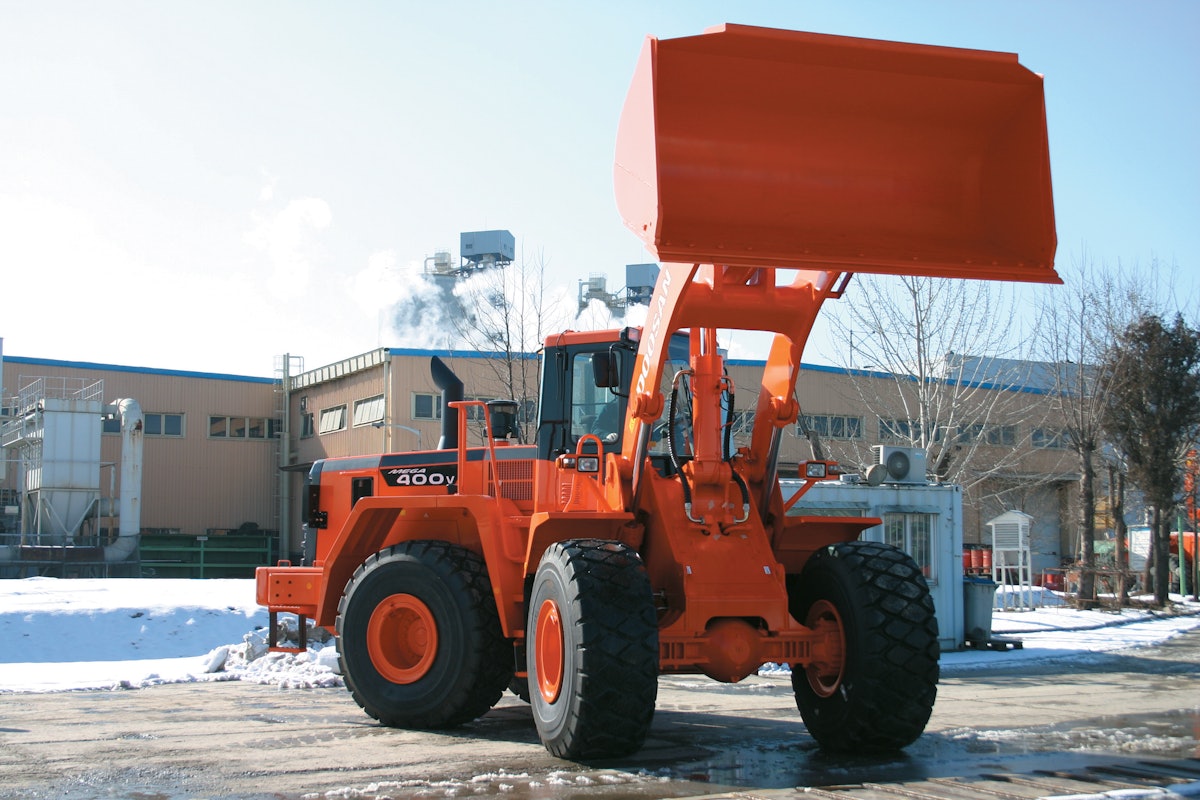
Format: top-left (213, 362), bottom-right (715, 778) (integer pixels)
top-left (635, 268), bottom-right (673, 397)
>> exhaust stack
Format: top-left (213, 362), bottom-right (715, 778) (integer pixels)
top-left (430, 356), bottom-right (463, 450)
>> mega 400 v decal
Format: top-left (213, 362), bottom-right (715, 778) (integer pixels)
top-left (381, 464), bottom-right (457, 487)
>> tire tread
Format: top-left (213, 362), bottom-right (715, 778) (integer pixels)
top-left (790, 540), bottom-right (939, 752)
top-left (336, 540), bottom-right (512, 729)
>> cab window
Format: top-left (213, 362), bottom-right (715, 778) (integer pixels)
top-left (571, 353), bottom-right (622, 446)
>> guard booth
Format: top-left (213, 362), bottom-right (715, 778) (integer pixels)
top-left (782, 479), bottom-right (965, 651)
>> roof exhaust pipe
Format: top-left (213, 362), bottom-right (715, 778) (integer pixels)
top-left (430, 357), bottom-right (463, 451)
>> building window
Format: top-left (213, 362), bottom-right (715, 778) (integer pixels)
top-left (145, 413), bottom-right (184, 437)
top-left (800, 413), bottom-right (863, 440)
top-left (301, 413), bottom-right (315, 439)
top-left (464, 396), bottom-right (491, 423)
top-left (957, 423), bottom-right (1017, 446)
top-left (412, 392), bottom-right (442, 420)
top-left (319, 405), bottom-right (347, 435)
top-left (882, 512), bottom-right (936, 583)
top-left (105, 412), bottom-right (185, 436)
top-left (879, 418), bottom-right (918, 442)
top-left (209, 415), bottom-right (277, 440)
top-left (1032, 427), bottom-right (1070, 449)
top-left (878, 418), bottom-right (947, 443)
top-left (353, 395), bottom-right (385, 427)
top-left (986, 425), bottom-right (1017, 447)
top-left (520, 399), bottom-right (538, 426)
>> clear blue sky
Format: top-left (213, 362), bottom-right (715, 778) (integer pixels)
top-left (2, 1), bottom-right (1197, 378)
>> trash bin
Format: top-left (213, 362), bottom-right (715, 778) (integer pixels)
top-left (963, 575), bottom-right (998, 643)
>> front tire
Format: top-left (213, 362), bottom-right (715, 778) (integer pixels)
top-left (336, 541), bottom-right (513, 728)
top-left (789, 541), bottom-right (939, 752)
top-left (527, 539), bottom-right (658, 759)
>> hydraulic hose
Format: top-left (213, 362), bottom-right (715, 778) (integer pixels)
top-left (668, 370), bottom-right (694, 517)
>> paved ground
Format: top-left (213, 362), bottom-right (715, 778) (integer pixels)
top-left (2, 630), bottom-right (1198, 800)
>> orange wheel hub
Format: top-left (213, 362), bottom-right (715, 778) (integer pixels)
top-left (534, 598), bottom-right (564, 704)
top-left (805, 599), bottom-right (846, 698)
top-left (367, 593), bottom-right (438, 684)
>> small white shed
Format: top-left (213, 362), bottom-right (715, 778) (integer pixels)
top-left (987, 510), bottom-right (1036, 609)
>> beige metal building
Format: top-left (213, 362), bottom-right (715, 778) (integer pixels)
top-left (2, 343), bottom-right (1079, 578)
top-left (1, 356), bottom-right (280, 576)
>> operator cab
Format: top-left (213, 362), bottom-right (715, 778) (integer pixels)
top-left (536, 331), bottom-right (636, 461)
top-left (536, 329), bottom-right (692, 473)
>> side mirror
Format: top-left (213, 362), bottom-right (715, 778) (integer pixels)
top-left (592, 352), bottom-right (620, 389)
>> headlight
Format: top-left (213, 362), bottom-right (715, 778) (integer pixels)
top-left (577, 456), bottom-right (601, 473)
top-left (803, 461), bottom-right (828, 479)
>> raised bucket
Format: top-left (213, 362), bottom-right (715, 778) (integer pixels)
top-left (614, 24), bottom-right (1059, 283)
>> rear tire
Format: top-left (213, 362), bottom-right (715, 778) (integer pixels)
top-left (527, 539), bottom-right (658, 759)
top-left (788, 541), bottom-right (939, 752)
top-left (336, 540), bottom-right (513, 728)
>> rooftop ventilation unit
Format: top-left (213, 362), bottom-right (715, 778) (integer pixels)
top-left (459, 230), bottom-right (515, 271)
top-left (871, 445), bottom-right (927, 485)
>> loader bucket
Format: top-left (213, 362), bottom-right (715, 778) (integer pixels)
top-left (614, 24), bottom-right (1059, 283)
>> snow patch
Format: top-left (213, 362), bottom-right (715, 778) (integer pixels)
top-left (1, 577), bottom-right (1198, 695)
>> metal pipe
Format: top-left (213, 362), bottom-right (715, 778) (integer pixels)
top-left (103, 398), bottom-right (143, 562)
top-left (278, 354), bottom-right (295, 565)
top-left (431, 356), bottom-right (463, 450)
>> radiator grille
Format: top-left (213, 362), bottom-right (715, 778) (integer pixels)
top-left (495, 460), bottom-right (534, 502)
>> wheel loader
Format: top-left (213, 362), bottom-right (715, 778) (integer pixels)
top-left (257, 23), bottom-right (1059, 759)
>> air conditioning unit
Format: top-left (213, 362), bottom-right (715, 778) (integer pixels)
top-left (872, 445), bottom-right (927, 485)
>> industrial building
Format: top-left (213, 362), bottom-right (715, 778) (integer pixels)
top-left (2, 337), bottom-right (1078, 583)
top-left (1, 349), bottom-right (280, 577)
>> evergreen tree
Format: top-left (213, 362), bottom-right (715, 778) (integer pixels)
top-left (1100, 314), bottom-right (1200, 604)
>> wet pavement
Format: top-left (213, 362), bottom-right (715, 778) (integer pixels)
top-left (1, 630), bottom-right (1197, 799)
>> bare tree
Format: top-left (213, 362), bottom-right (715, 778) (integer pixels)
top-left (826, 274), bottom-right (1040, 488)
top-left (1032, 258), bottom-right (1141, 604)
top-left (448, 249), bottom-right (573, 443)
top-left (1106, 461), bottom-right (1130, 606)
top-left (1034, 256), bottom-right (1196, 604)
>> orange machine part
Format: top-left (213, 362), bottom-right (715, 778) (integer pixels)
top-left (614, 23), bottom-right (1059, 283)
top-left (367, 593), bottom-right (439, 684)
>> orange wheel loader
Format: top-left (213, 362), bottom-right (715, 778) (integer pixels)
top-left (257, 24), bottom-right (1059, 760)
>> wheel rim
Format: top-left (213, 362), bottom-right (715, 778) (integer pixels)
top-left (805, 599), bottom-right (846, 698)
top-left (535, 598), bottom-right (564, 704)
top-left (366, 593), bottom-right (438, 684)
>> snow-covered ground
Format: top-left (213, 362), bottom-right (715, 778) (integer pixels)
top-left (2, 577), bottom-right (1199, 693)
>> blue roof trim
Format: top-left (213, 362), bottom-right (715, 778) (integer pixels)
top-left (726, 357), bottom-right (1050, 396)
top-left (4, 350), bottom-right (1051, 396)
top-left (726, 358), bottom-right (877, 376)
top-left (2, 356), bottom-right (275, 384)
